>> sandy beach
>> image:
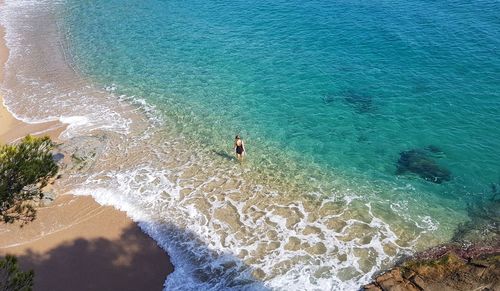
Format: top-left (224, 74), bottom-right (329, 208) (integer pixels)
top-left (0, 195), bottom-right (174, 291)
top-left (0, 95), bottom-right (68, 144)
top-left (0, 2), bottom-right (174, 290)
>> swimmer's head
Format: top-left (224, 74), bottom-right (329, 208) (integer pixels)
top-left (235, 135), bottom-right (240, 139)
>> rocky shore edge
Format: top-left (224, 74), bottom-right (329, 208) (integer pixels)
top-left (363, 243), bottom-right (499, 291)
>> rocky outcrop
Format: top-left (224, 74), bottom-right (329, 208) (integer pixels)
top-left (363, 244), bottom-right (499, 291)
top-left (34, 134), bottom-right (108, 206)
top-left (56, 134), bottom-right (108, 172)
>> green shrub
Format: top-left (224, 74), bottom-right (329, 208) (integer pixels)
top-left (0, 135), bottom-right (58, 223)
top-left (0, 255), bottom-right (34, 291)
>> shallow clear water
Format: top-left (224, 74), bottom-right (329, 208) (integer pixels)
top-left (1, 0), bottom-right (499, 289)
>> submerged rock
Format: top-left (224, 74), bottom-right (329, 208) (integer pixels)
top-left (452, 183), bottom-right (500, 246)
top-left (363, 244), bottom-right (500, 291)
top-left (323, 90), bottom-right (375, 113)
top-left (396, 149), bottom-right (451, 184)
top-left (343, 91), bottom-right (374, 113)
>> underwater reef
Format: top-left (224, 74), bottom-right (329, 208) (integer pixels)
top-left (452, 182), bottom-right (500, 247)
top-left (396, 147), bottom-right (451, 184)
top-left (342, 91), bottom-right (374, 113)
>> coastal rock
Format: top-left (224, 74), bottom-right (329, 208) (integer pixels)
top-left (375, 269), bottom-right (411, 291)
top-left (411, 275), bottom-right (427, 290)
top-left (57, 134), bottom-right (108, 172)
top-left (363, 283), bottom-right (382, 291)
top-left (362, 244), bottom-right (500, 291)
top-left (396, 149), bottom-right (451, 183)
top-left (52, 152), bottom-right (65, 164)
top-left (39, 188), bottom-right (56, 206)
top-left (24, 135), bottom-right (108, 208)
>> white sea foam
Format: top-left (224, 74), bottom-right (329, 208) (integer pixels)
top-left (70, 166), bottom-right (265, 290)
top-left (417, 216), bottom-right (439, 232)
top-left (65, 160), bottom-right (417, 290)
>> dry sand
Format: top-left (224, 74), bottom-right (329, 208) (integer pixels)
top-left (0, 2), bottom-right (174, 290)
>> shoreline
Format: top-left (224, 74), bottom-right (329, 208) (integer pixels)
top-left (0, 95), bottom-right (68, 144)
top-left (0, 1), bottom-right (175, 289)
top-left (0, 14), bottom-right (67, 144)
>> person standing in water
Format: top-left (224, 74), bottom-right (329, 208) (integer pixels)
top-left (234, 135), bottom-right (246, 161)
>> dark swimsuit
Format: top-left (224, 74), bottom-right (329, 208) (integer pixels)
top-left (235, 142), bottom-right (244, 155)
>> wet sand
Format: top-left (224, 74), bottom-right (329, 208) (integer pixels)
top-left (0, 95), bottom-right (67, 144)
top-left (0, 1), bottom-right (174, 289)
top-left (0, 21), bottom-right (66, 144)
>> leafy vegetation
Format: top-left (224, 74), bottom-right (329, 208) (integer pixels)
top-left (0, 255), bottom-right (34, 291)
top-left (0, 135), bottom-right (58, 224)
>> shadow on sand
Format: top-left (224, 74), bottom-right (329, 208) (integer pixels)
top-left (8, 222), bottom-right (269, 291)
top-left (7, 224), bottom-right (172, 291)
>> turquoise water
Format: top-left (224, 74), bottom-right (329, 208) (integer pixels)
top-left (64, 0), bottom-right (499, 200)
top-left (42, 0), bottom-right (500, 288)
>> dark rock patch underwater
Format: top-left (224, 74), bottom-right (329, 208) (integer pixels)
top-left (322, 90), bottom-right (375, 114)
top-left (342, 91), bottom-right (374, 113)
top-left (396, 147), bottom-right (451, 184)
top-left (452, 182), bottom-right (500, 246)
